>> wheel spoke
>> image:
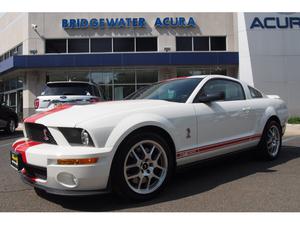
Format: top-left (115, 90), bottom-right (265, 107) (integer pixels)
top-left (149, 145), bottom-right (156, 159)
top-left (146, 177), bottom-right (151, 190)
top-left (152, 173), bottom-right (160, 180)
top-left (131, 149), bottom-right (141, 161)
top-left (127, 174), bottom-right (140, 180)
top-left (154, 151), bottom-right (161, 162)
top-left (267, 131), bottom-right (273, 138)
top-left (139, 144), bottom-right (148, 159)
top-left (155, 163), bottom-right (164, 170)
top-left (126, 164), bottom-right (138, 169)
top-left (138, 177), bottom-right (143, 189)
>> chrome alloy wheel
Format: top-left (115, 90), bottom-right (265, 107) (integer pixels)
top-left (124, 140), bottom-right (168, 194)
top-left (266, 125), bottom-right (280, 157)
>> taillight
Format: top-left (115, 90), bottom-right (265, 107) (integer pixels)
top-left (89, 97), bottom-right (100, 103)
top-left (34, 98), bottom-right (39, 109)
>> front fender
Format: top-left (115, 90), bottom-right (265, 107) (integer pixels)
top-left (104, 113), bottom-right (177, 153)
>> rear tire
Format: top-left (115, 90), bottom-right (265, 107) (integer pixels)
top-left (257, 120), bottom-right (282, 160)
top-left (111, 131), bottom-right (175, 201)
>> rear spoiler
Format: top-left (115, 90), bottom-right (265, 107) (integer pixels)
top-left (266, 95), bottom-right (280, 99)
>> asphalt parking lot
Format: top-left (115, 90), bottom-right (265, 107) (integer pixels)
top-left (0, 126), bottom-right (300, 212)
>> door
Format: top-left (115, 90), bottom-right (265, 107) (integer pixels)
top-left (193, 79), bottom-right (253, 153)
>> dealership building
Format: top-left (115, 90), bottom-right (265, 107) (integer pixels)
top-left (0, 12), bottom-right (299, 119)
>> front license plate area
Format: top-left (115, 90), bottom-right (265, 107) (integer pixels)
top-left (10, 151), bottom-right (23, 171)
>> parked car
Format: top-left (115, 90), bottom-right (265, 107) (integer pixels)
top-left (11, 75), bottom-right (288, 201)
top-left (35, 81), bottom-right (104, 112)
top-left (0, 102), bottom-right (18, 134)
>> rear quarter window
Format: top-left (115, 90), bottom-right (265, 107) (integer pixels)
top-left (248, 86), bottom-right (263, 98)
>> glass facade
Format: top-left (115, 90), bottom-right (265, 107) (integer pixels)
top-left (45, 65), bottom-right (237, 101)
top-left (46, 69), bottom-right (160, 100)
top-left (45, 37), bottom-right (158, 54)
top-left (0, 43), bottom-right (23, 62)
top-left (0, 75), bottom-right (24, 120)
top-left (176, 36), bottom-right (226, 51)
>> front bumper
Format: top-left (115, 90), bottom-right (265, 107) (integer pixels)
top-left (21, 172), bottom-right (109, 196)
top-left (12, 139), bottom-right (114, 196)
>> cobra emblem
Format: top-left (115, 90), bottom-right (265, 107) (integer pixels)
top-left (43, 129), bottom-right (50, 141)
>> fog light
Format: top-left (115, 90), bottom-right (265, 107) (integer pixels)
top-left (57, 158), bottom-right (98, 165)
top-left (56, 172), bottom-right (78, 188)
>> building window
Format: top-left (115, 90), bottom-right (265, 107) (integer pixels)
top-left (114, 85), bottom-right (135, 100)
top-left (176, 37), bottom-right (192, 51)
top-left (194, 37), bottom-right (209, 51)
top-left (91, 38), bottom-right (112, 52)
top-left (0, 43), bottom-right (23, 61)
top-left (136, 37), bottom-right (157, 52)
top-left (210, 37), bottom-right (226, 51)
top-left (113, 70), bottom-right (135, 84)
top-left (68, 39), bottom-right (89, 53)
top-left (17, 44), bottom-right (23, 55)
top-left (176, 36), bottom-right (227, 52)
top-left (45, 39), bottom-right (67, 53)
top-left (136, 70), bottom-right (158, 83)
top-left (10, 48), bottom-right (17, 57)
top-left (113, 38), bottom-right (135, 52)
top-left (4, 52), bottom-right (9, 60)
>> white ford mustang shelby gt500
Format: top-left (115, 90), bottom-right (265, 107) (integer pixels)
top-left (10, 75), bottom-right (288, 200)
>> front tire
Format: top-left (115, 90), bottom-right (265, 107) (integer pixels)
top-left (111, 131), bottom-right (175, 201)
top-left (5, 119), bottom-right (16, 134)
top-left (258, 120), bottom-right (282, 160)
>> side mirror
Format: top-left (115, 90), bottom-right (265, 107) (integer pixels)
top-left (197, 92), bottom-right (225, 103)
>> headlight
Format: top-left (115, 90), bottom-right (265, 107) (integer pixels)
top-left (81, 130), bottom-right (90, 146)
top-left (59, 128), bottom-right (94, 147)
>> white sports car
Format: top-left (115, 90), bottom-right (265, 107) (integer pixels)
top-left (10, 75), bottom-right (288, 201)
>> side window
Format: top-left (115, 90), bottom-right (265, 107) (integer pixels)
top-left (199, 79), bottom-right (245, 101)
top-left (248, 86), bottom-right (263, 98)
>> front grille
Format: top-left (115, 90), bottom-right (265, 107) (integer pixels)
top-left (24, 164), bottom-right (47, 180)
top-left (25, 123), bottom-right (57, 145)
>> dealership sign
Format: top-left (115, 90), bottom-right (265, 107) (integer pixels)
top-left (62, 17), bottom-right (196, 29)
top-left (250, 16), bottom-right (300, 29)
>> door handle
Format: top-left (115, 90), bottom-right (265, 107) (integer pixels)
top-left (242, 106), bottom-right (251, 111)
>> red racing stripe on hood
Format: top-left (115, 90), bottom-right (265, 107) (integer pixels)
top-left (14, 141), bottom-right (41, 163)
top-left (24, 104), bottom-right (73, 123)
top-left (12, 139), bottom-right (27, 149)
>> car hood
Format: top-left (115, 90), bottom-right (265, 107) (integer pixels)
top-left (26, 99), bottom-right (173, 127)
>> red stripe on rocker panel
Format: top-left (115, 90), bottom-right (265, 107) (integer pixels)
top-left (24, 104), bottom-right (73, 123)
top-left (14, 141), bottom-right (41, 163)
top-left (176, 134), bottom-right (261, 159)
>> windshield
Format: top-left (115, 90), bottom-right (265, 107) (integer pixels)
top-left (127, 78), bottom-right (202, 103)
top-left (42, 83), bottom-right (95, 96)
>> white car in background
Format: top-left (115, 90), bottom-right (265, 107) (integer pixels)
top-left (34, 81), bottom-right (103, 112)
top-left (11, 75), bottom-right (288, 201)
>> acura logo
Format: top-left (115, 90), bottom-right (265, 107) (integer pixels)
top-left (43, 129), bottom-right (50, 141)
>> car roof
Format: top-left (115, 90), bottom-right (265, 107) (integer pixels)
top-left (187, 74), bottom-right (243, 83)
top-left (46, 81), bottom-right (95, 85)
